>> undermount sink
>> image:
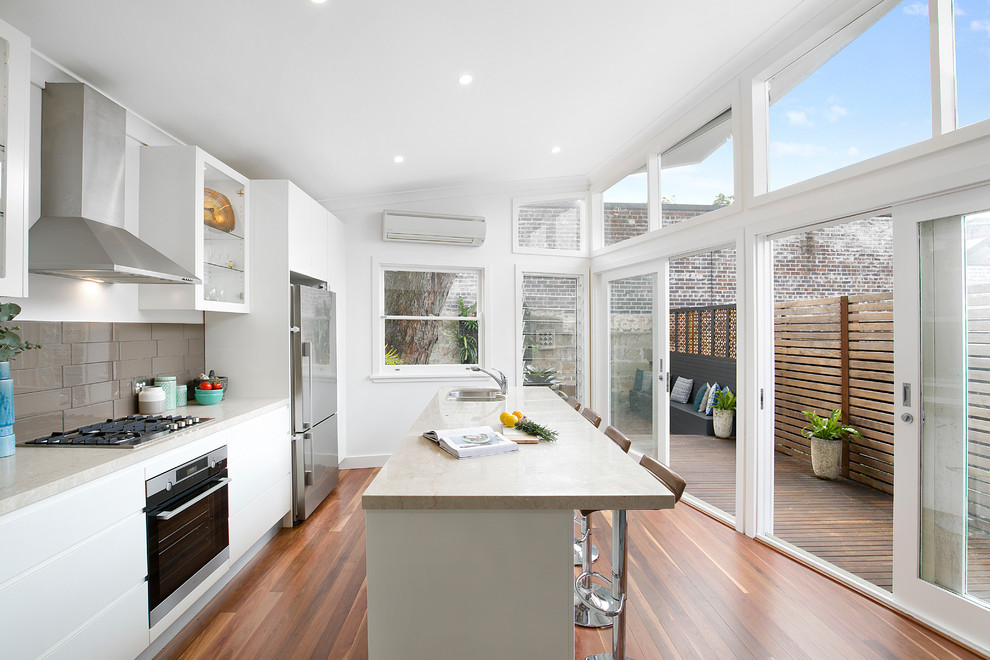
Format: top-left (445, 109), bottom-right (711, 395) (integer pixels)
top-left (445, 388), bottom-right (506, 402)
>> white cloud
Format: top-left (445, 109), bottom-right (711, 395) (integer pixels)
top-left (771, 142), bottom-right (827, 158)
top-left (972, 19), bottom-right (990, 35)
top-left (903, 2), bottom-right (928, 16)
top-left (828, 105), bottom-right (849, 122)
top-left (786, 110), bottom-right (813, 127)
top-left (847, 146), bottom-right (860, 157)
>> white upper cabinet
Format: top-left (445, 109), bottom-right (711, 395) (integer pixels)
top-left (287, 182), bottom-right (330, 283)
top-left (138, 146), bottom-right (250, 313)
top-left (0, 19), bottom-right (30, 298)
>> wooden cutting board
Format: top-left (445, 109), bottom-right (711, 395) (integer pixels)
top-left (501, 424), bottom-right (539, 444)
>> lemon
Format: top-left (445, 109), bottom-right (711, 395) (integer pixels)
top-left (512, 410), bottom-right (525, 420)
top-left (499, 411), bottom-right (518, 427)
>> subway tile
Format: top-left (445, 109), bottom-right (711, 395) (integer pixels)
top-left (152, 355), bottom-right (185, 375)
top-left (63, 401), bottom-right (115, 429)
top-left (113, 358), bottom-right (152, 381)
top-left (16, 321), bottom-right (61, 345)
top-left (117, 380), bottom-right (137, 399)
top-left (9, 344), bottom-right (71, 370)
top-left (63, 363), bottom-right (112, 387)
top-left (12, 367), bottom-right (62, 394)
top-left (157, 339), bottom-right (189, 358)
top-left (118, 340), bottom-right (157, 361)
top-left (185, 354), bottom-right (206, 374)
top-left (151, 323), bottom-right (185, 340)
top-left (62, 322), bottom-right (112, 343)
top-left (113, 323), bottom-right (152, 342)
top-left (183, 324), bottom-right (205, 339)
top-left (13, 412), bottom-right (63, 441)
top-left (14, 389), bottom-right (70, 416)
top-left (113, 397), bottom-right (137, 418)
top-left (71, 342), bottom-right (119, 365)
top-left (72, 381), bottom-right (116, 408)
top-left (187, 337), bottom-right (205, 355)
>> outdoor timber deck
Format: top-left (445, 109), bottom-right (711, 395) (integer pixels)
top-left (670, 433), bottom-right (990, 598)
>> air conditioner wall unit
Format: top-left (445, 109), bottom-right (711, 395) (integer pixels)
top-left (382, 210), bottom-right (486, 246)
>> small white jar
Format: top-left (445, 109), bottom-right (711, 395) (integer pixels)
top-left (138, 385), bottom-right (166, 415)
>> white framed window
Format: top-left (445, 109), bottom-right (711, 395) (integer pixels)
top-left (602, 165), bottom-right (650, 247)
top-left (516, 267), bottom-right (588, 402)
top-left (373, 261), bottom-right (489, 380)
top-left (660, 109), bottom-right (734, 226)
top-left (765, 0), bottom-right (931, 192)
top-left (512, 193), bottom-right (587, 255)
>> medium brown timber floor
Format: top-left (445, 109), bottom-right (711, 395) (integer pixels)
top-left (157, 467), bottom-right (984, 660)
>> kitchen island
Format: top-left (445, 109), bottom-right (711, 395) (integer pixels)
top-left (362, 386), bottom-right (674, 660)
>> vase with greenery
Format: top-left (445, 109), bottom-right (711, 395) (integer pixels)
top-left (0, 302), bottom-right (41, 457)
top-left (712, 388), bottom-right (736, 439)
top-left (801, 408), bottom-right (861, 480)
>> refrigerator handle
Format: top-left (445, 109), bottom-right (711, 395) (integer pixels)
top-left (304, 432), bottom-right (314, 486)
top-left (302, 340), bottom-right (312, 428)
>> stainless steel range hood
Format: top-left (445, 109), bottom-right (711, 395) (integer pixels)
top-left (29, 83), bottom-right (199, 284)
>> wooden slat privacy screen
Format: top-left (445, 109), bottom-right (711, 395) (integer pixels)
top-left (773, 293), bottom-right (894, 494)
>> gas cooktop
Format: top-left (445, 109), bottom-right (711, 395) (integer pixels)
top-left (20, 414), bottom-right (215, 448)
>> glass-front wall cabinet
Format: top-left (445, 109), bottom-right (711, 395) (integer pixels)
top-left (0, 19), bottom-right (30, 297)
top-left (139, 146), bottom-right (250, 313)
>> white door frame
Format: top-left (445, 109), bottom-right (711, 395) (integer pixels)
top-left (892, 184), bottom-right (990, 654)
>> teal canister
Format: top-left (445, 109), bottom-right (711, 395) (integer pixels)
top-left (176, 384), bottom-right (188, 406)
top-left (154, 376), bottom-right (177, 411)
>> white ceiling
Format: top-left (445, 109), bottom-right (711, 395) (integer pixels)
top-left (0, 0), bottom-right (813, 205)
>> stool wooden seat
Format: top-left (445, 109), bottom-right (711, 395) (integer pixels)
top-left (602, 425), bottom-right (631, 453)
top-left (580, 406), bottom-right (602, 428)
top-left (568, 398), bottom-right (582, 412)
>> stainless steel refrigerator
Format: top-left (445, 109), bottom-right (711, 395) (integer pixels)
top-left (290, 283), bottom-right (339, 523)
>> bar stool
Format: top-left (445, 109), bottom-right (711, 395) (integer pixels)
top-left (575, 425), bottom-right (633, 628)
top-left (574, 406), bottom-right (603, 566)
top-left (568, 398), bottom-right (582, 412)
top-left (575, 455), bottom-right (686, 660)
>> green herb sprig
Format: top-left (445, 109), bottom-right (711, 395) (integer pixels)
top-left (514, 418), bottom-right (558, 442)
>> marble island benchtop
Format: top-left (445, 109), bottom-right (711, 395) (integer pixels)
top-left (0, 396), bottom-right (289, 516)
top-left (362, 386), bottom-right (674, 511)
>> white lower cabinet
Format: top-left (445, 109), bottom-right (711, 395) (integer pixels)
top-left (0, 404), bottom-right (292, 659)
top-left (228, 406), bottom-right (292, 563)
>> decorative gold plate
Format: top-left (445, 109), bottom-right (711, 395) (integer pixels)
top-left (204, 188), bottom-right (236, 232)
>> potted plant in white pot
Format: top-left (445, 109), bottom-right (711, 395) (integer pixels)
top-left (712, 388), bottom-right (736, 439)
top-left (801, 408), bottom-right (861, 480)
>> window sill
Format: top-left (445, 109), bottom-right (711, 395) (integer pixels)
top-left (369, 372), bottom-right (491, 384)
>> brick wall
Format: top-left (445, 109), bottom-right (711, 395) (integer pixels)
top-left (516, 201), bottom-right (581, 251)
top-left (10, 322), bottom-right (206, 442)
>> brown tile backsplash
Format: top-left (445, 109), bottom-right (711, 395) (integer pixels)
top-left (11, 321), bottom-right (206, 442)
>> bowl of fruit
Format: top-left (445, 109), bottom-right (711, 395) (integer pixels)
top-left (193, 372), bottom-right (226, 405)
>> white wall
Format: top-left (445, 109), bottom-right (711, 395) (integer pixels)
top-left (334, 191), bottom-right (589, 465)
top-left (15, 53), bottom-right (201, 324)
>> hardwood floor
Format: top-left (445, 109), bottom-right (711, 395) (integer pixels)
top-left (158, 468), bottom-right (984, 660)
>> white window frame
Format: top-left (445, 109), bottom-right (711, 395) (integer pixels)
top-left (514, 265), bottom-right (590, 399)
top-left (659, 108), bottom-right (735, 217)
top-left (600, 164), bottom-right (653, 249)
top-left (372, 259), bottom-right (491, 381)
top-left (511, 192), bottom-right (589, 257)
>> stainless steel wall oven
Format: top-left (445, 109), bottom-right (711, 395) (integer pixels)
top-left (146, 446), bottom-right (229, 628)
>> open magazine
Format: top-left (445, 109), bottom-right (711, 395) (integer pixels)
top-left (422, 425), bottom-right (520, 459)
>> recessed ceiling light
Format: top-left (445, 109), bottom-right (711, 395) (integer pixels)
top-left (393, 155), bottom-right (405, 164)
top-left (458, 74), bottom-right (473, 86)
top-left (551, 146), bottom-right (561, 154)
top-left (311, 0), bottom-right (328, 4)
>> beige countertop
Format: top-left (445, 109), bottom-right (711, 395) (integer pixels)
top-left (361, 387), bottom-right (674, 511)
top-left (0, 396), bottom-right (289, 516)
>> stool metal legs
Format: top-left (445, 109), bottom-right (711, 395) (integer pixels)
top-left (574, 511), bottom-right (612, 628)
top-left (574, 512), bottom-right (599, 565)
top-left (579, 509), bottom-right (633, 660)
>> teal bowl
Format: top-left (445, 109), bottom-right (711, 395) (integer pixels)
top-left (194, 388), bottom-right (224, 405)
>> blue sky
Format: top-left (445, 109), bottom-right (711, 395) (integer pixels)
top-left (605, 0), bottom-right (990, 204)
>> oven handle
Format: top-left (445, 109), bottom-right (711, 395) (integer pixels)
top-left (155, 477), bottom-right (231, 520)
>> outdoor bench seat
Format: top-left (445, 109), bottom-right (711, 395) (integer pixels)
top-left (670, 399), bottom-right (714, 436)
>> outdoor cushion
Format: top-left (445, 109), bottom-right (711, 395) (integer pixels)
top-left (634, 368), bottom-right (645, 391)
top-left (705, 381), bottom-right (721, 415)
top-left (642, 371), bottom-right (653, 395)
top-left (695, 383), bottom-right (710, 412)
top-left (670, 377), bottom-right (693, 404)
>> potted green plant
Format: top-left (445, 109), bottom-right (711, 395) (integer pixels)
top-left (0, 302), bottom-right (41, 457)
top-left (801, 408), bottom-right (861, 480)
top-left (712, 388), bottom-right (736, 439)
top-left (523, 364), bottom-right (559, 387)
